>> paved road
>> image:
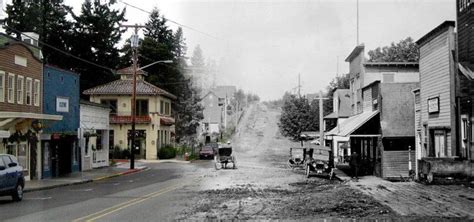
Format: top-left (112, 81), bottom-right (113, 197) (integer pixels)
top-left (0, 161), bottom-right (212, 222)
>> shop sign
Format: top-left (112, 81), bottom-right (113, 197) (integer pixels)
top-left (428, 97), bottom-right (439, 114)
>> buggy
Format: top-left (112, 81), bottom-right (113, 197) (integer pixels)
top-left (214, 145), bottom-right (236, 170)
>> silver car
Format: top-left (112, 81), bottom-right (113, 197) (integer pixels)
top-left (0, 154), bottom-right (25, 201)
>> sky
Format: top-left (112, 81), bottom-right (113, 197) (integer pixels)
top-left (63, 0), bottom-right (456, 101)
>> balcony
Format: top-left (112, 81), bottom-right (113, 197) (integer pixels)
top-left (110, 115), bottom-right (151, 124)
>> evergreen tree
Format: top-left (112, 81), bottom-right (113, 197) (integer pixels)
top-left (69, 0), bottom-right (126, 93)
top-left (5, 0), bottom-right (73, 66)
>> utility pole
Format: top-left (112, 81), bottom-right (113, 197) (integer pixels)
top-left (356, 0), bottom-right (359, 45)
top-left (298, 73), bottom-right (301, 98)
top-left (121, 24), bottom-right (146, 170)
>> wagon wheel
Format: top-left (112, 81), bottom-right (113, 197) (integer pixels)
top-left (305, 165), bottom-right (311, 178)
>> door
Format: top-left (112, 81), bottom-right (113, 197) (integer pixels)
top-left (434, 130), bottom-right (446, 157)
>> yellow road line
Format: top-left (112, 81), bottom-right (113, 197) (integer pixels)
top-left (71, 185), bottom-right (177, 222)
top-left (72, 176), bottom-right (200, 222)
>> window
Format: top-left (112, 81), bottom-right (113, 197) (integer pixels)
top-left (14, 55), bottom-right (27, 67)
top-left (160, 100), bottom-right (164, 114)
top-left (462, 118), bottom-right (468, 141)
top-left (7, 73), bottom-right (15, 103)
top-left (433, 130), bottom-right (447, 157)
top-left (165, 102), bottom-right (170, 115)
top-left (136, 99), bottom-right (149, 116)
top-left (33, 79), bottom-right (40, 106)
top-left (382, 73), bottom-right (395, 83)
top-left (0, 71), bottom-right (5, 102)
top-left (17, 75), bottom-right (24, 104)
top-left (26, 78), bottom-right (32, 105)
top-left (101, 99), bottom-right (118, 115)
top-left (96, 130), bottom-right (103, 150)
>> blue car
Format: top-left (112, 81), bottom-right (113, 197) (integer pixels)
top-left (0, 154), bottom-right (25, 201)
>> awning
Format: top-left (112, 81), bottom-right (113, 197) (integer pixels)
top-left (325, 110), bottom-right (379, 137)
top-left (458, 62), bottom-right (474, 80)
top-left (0, 112), bottom-right (63, 129)
top-left (323, 112), bottom-right (338, 119)
top-left (160, 117), bottom-right (175, 126)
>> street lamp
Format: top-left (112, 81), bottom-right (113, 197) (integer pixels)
top-left (129, 55), bottom-right (173, 169)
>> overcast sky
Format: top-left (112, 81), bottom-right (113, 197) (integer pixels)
top-left (64, 0), bottom-right (455, 101)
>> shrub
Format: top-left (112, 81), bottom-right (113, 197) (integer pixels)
top-left (121, 149), bottom-right (131, 159)
top-left (158, 145), bottom-right (176, 159)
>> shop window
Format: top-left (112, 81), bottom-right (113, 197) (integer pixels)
top-left (96, 130), bottom-right (103, 150)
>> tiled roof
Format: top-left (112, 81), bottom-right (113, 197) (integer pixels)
top-left (160, 116), bottom-right (175, 126)
top-left (116, 66), bottom-right (147, 76)
top-left (83, 79), bottom-right (177, 100)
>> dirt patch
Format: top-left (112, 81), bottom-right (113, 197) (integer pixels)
top-left (179, 179), bottom-right (396, 220)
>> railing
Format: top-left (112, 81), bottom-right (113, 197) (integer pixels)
top-left (110, 115), bottom-right (152, 124)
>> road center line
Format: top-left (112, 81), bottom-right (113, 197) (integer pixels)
top-left (72, 177), bottom-right (200, 222)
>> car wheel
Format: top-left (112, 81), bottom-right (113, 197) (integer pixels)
top-left (306, 165), bottom-right (311, 178)
top-left (12, 182), bottom-right (24, 202)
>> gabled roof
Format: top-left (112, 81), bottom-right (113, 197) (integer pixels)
top-left (83, 79), bottom-right (177, 100)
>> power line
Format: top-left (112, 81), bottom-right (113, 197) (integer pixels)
top-left (118, 0), bottom-right (220, 40)
top-left (3, 24), bottom-right (116, 74)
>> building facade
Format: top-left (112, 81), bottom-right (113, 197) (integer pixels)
top-left (79, 100), bottom-right (110, 170)
top-left (0, 34), bottom-right (61, 180)
top-left (327, 44), bottom-right (420, 179)
top-left (324, 88), bottom-right (351, 163)
top-left (41, 65), bottom-right (80, 178)
top-left (416, 20), bottom-right (473, 182)
top-left (83, 67), bottom-right (176, 160)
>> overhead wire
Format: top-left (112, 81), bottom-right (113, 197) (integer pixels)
top-left (118, 0), bottom-right (220, 40)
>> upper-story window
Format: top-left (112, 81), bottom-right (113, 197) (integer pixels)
top-left (382, 73), bottom-right (395, 83)
top-left (160, 100), bottom-right (164, 114)
top-left (16, 75), bottom-right (24, 104)
top-left (14, 55), bottom-right (27, 67)
top-left (101, 99), bottom-right (117, 115)
top-left (26, 78), bottom-right (32, 105)
top-left (165, 102), bottom-right (170, 115)
top-left (0, 71), bottom-right (5, 102)
top-left (33, 79), bottom-right (40, 106)
top-left (7, 73), bottom-right (15, 103)
top-left (136, 99), bottom-right (149, 116)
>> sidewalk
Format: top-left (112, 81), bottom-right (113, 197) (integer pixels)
top-left (342, 174), bottom-right (474, 219)
top-left (25, 162), bottom-right (147, 193)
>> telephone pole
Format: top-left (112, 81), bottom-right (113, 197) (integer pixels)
top-left (121, 24), bottom-right (146, 170)
top-left (298, 73), bottom-right (301, 98)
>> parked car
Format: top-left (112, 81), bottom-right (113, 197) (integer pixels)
top-left (0, 154), bottom-right (25, 201)
top-left (199, 145), bottom-right (215, 159)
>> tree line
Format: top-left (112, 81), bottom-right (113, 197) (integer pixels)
top-left (5, 0), bottom-right (204, 143)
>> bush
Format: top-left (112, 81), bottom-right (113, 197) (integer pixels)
top-left (158, 145), bottom-right (176, 159)
top-left (121, 149), bottom-right (130, 159)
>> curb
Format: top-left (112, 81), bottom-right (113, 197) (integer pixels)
top-left (25, 179), bottom-right (93, 193)
top-left (24, 167), bottom-right (148, 193)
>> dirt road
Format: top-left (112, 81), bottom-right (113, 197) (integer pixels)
top-left (179, 103), bottom-right (396, 220)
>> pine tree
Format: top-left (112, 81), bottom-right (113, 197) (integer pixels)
top-left (5, 0), bottom-right (73, 67)
top-left (69, 0), bottom-right (126, 93)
